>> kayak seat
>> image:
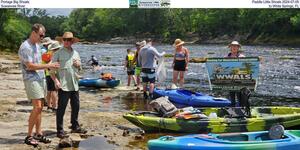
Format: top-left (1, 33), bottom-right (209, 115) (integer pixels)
top-left (254, 125), bottom-right (285, 141)
top-left (177, 89), bottom-right (203, 96)
top-left (221, 107), bottom-right (249, 118)
top-left (255, 133), bottom-right (271, 141)
top-left (269, 125), bottom-right (284, 140)
top-left (255, 133), bottom-right (287, 141)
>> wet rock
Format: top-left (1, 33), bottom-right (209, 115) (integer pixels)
top-left (189, 57), bottom-right (207, 63)
top-left (122, 129), bottom-right (130, 136)
top-left (134, 135), bottom-right (144, 140)
top-left (58, 138), bottom-right (72, 148)
top-left (80, 134), bottom-right (93, 139)
top-left (107, 139), bottom-right (116, 144)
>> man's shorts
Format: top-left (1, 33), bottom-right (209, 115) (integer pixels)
top-left (127, 68), bottom-right (135, 75)
top-left (135, 67), bottom-right (141, 76)
top-left (24, 79), bottom-right (46, 100)
top-left (46, 76), bottom-right (56, 91)
top-left (141, 68), bottom-right (156, 83)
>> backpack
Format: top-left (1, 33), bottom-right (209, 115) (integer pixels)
top-left (149, 97), bottom-right (178, 118)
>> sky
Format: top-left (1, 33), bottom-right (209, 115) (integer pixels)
top-left (46, 8), bottom-right (73, 16)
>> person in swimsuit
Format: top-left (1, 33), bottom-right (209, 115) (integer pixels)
top-left (87, 55), bottom-right (100, 71)
top-left (172, 39), bottom-right (189, 88)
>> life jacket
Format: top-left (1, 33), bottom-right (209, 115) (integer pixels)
top-left (42, 51), bottom-right (53, 76)
top-left (101, 73), bottom-right (113, 80)
top-left (126, 53), bottom-right (135, 68)
top-left (42, 51), bottom-right (53, 63)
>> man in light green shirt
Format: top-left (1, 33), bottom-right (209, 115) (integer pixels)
top-left (51, 32), bottom-right (87, 138)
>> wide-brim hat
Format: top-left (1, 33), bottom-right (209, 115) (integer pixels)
top-left (56, 32), bottom-right (80, 43)
top-left (41, 37), bottom-right (53, 45)
top-left (228, 41), bottom-right (241, 48)
top-left (173, 39), bottom-right (185, 47)
top-left (48, 41), bottom-right (61, 51)
top-left (138, 40), bottom-right (146, 47)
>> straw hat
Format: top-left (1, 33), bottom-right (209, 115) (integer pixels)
top-left (173, 39), bottom-right (185, 47)
top-left (41, 37), bottom-right (53, 45)
top-left (48, 41), bottom-right (61, 51)
top-left (228, 41), bottom-right (241, 47)
top-left (140, 40), bottom-right (146, 47)
top-left (56, 32), bottom-right (80, 43)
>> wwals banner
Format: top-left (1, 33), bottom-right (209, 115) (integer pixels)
top-left (205, 57), bottom-right (260, 91)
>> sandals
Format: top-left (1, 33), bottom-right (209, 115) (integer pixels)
top-left (24, 136), bottom-right (38, 147)
top-left (34, 134), bottom-right (51, 143)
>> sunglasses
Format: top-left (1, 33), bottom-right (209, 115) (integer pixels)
top-left (63, 38), bottom-right (73, 42)
top-left (40, 34), bottom-right (45, 38)
top-left (34, 31), bottom-right (44, 38)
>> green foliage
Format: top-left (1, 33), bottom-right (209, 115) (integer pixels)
top-left (1, 8), bottom-right (300, 52)
top-left (2, 18), bottom-right (31, 51)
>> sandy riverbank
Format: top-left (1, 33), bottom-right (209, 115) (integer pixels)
top-left (0, 53), bottom-right (145, 150)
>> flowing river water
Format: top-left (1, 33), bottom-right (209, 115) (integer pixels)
top-left (73, 43), bottom-right (300, 149)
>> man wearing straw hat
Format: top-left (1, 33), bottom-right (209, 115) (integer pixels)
top-left (51, 32), bottom-right (87, 138)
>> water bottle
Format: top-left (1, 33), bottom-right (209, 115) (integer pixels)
top-left (182, 106), bottom-right (194, 112)
top-left (208, 112), bottom-right (217, 119)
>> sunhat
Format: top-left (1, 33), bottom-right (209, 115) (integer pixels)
top-left (41, 37), bottom-right (53, 45)
top-left (228, 41), bottom-right (241, 47)
top-left (56, 32), bottom-right (80, 43)
top-left (139, 40), bottom-right (146, 47)
top-left (48, 41), bottom-right (61, 51)
top-left (173, 39), bottom-right (185, 47)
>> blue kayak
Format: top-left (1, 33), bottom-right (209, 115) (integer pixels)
top-left (148, 130), bottom-right (300, 150)
top-left (153, 89), bottom-right (231, 107)
top-left (79, 78), bottom-right (120, 88)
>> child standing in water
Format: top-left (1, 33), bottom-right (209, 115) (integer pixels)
top-left (125, 49), bottom-right (137, 86)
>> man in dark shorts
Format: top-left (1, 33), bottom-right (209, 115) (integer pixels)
top-left (138, 39), bottom-right (165, 99)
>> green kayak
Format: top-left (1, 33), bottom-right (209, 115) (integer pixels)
top-left (123, 107), bottom-right (300, 133)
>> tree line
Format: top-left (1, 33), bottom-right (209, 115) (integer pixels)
top-left (1, 9), bottom-right (300, 52)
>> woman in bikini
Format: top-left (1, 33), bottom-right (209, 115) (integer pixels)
top-left (172, 39), bottom-right (189, 88)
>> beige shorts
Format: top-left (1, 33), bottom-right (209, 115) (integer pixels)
top-left (24, 79), bottom-right (46, 100)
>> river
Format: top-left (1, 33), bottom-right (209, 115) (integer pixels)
top-left (72, 43), bottom-right (300, 149)
top-left (75, 43), bottom-right (300, 111)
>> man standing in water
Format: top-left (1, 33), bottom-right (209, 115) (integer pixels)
top-left (138, 38), bottom-right (165, 99)
top-left (51, 32), bottom-right (87, 138)
top-left (87, 55), bottom-right (100, 71)
top-left (19, 23), bottom-right (60, 146)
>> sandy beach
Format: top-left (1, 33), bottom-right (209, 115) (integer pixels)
top-left (0, 52), bottom-right (144, 150)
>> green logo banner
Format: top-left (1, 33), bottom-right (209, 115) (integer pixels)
top-left (129, 0), bottom-right (170, 8)
top-left (205, 57), bottom-right (260, 91)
